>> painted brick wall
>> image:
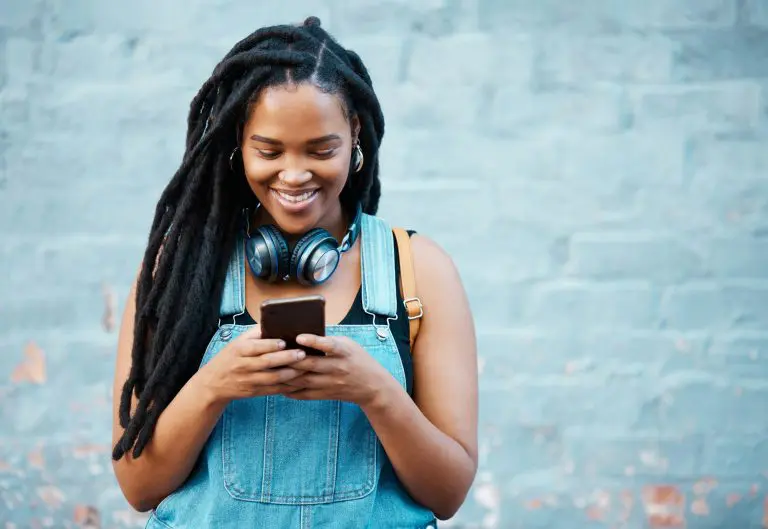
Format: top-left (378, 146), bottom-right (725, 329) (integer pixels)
top-left (1, 0), bottom-right (767, 527)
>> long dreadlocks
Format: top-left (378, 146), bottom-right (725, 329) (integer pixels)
top-left (113, 16), bottom-right (385, 461)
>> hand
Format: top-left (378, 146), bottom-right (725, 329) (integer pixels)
top-left (197, 325), bottom-right (306, 404)
top-left (283, 334), bottom-right (394, 407)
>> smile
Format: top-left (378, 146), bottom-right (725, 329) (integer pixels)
top-left (270, 188), bottom-right (320, 212)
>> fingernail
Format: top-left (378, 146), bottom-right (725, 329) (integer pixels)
top-left (277, 340), bottom-right (286, 349)
top-left (296, 350), bottom-right (306, 360)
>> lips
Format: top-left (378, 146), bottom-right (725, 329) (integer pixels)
top-left (270, 188), bottom-right (320, 213)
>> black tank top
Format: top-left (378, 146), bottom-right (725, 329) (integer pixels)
top-left (233, 231), bottom-right (416, 395)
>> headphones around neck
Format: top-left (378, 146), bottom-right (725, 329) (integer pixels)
top-left (244, 204), bottom-right (362, 286)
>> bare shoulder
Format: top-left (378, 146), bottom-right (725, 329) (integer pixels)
top-left (407, 233), bottom-right (473, 340)
top-left (409, 233), bottom-right (464, 294)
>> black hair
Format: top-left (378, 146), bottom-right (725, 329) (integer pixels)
top-left (112, 16), bottom-right (385, 460)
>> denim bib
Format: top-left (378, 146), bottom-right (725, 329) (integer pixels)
top-left (146, 214), bottom-right (436, 528)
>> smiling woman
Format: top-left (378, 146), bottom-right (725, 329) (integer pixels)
top-left (110, 16), bottom-right (478, 529)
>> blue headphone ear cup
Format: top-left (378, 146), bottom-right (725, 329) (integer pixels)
top-left (247, 225), bottom-right (290, 282)
top-left (290, 228), bottom-right (339, 285)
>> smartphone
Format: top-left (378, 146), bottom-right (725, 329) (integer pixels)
top-left (260, 295), bottom-right (326, 356)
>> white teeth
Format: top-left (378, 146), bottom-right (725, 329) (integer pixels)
top-left (275, 190), bottom-right (317, 203)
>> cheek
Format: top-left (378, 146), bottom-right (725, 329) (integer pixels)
top-left (316, 157), bottom-right (352, 187)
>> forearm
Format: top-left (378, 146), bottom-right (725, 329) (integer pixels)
top-left (113, 371), bottom-right (227, 512)
top-left (361, 378), bottom-right (477, 520)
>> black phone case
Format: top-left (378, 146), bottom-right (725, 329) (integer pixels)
top-left (260, 295), bottom-right (326, 356)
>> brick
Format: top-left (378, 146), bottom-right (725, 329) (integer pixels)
top-left (41, 34), bottom-right (193, 86)
top-left (685, 138), bottom-right (768, 231)
top-left (488, 85), bottom-right (629, 136)
top-left (487, 177), bottom-right (643, 235)
top-left (706, 332), bottom-right (768, 378)
top-left (380, 127), bottom-right (543, 188)
top-left (337, 36), bottom-right (404, 85)
top-left (4, 37), bottom-right (37, 88)
top-left (629, 82), bottom-right (763, 133)
top-left (404, 32), bottom-right (534, 88)
top-left (566, 233), bottom-right (702, 282)
top-left (329, 0), bottom-right (452, 37)
top-left (483, 376), bottom-right (661, 432)
top-left (657, 378), bottom-right (768, 435)
top-left (661, 282), bottom-right (768, 331)
top-left (671, 29), bottom-right (768, 82)
top-left (746, 0), bottom-right (768, 27)
top-left (0, 183), bottom-right (157, 237)
top-left (379, 182), bottom-right (496, 235)
top-left (699, 438), bottom-right (768, 476)
top-left (689, 138), bottom-right (768, 185)
top-left (0, 236), bottom-right (143, 295)
top-left (562, 434), bottom-right (701, 478)
top-left (707, 238), bottom-right (768, 278)
top-left (25, 82), bottom-right (192, 137)
top-left (625, 0), bottom-right (739, 28)
top-left (557, 132), bottom-right (687, 188)
top-left (45, 0), bottom-right (260, 36)
top-left (0, 85), bottom-right (30, 127)
top-left (538, 34), bottom-right (677, 86)
top-left (0, 0), bottom-right (42, 30)
top-left (0, 289), bottom-right (106, 334)
top-left (406, 33), bottom-right (494, 88)
top-left (378, 81), bottom-right (482, 129)
top-left (524, 281), bottom-right (659, 329)
top-left (0, 439), bottom-right (148, 527)
top-left (478, 330), bottom-right (708, 380)
top-left (478, 0), bottom-right (738, 31)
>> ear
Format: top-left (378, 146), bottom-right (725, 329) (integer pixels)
top-left (350, 114), bottom-right (361, 143)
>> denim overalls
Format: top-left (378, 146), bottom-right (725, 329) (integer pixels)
top-left (146, 214), bottom-right (437, 528)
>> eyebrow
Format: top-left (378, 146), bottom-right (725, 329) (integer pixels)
top-left (249, 134), bottom-right (342, 145)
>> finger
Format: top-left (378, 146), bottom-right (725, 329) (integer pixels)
top-left (283, 373), bottom-right (331, 389)
top-left (296, 334), bottom-right (342, 356)
top-left (253, 349), bottom-right (306, 370)
top-left (285, 389), bottom-right (325, 401)
top-left (290, 356), bottom-right (340, 373)
top-left (238, 338), bottom-right (287, 356)
top-left (251, 367), bottom-right (303, 386)
top-left (277, 384), bottom-right (303, 394)
top-left (257, 383), bottom-right (302, 396)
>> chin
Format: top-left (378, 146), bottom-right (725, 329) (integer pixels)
top-left (261, 190), bottom-right (325, 235)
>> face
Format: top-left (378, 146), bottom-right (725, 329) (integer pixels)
top-left (240, 82), bottom-right (359, 236)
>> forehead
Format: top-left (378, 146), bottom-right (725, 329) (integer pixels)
top-left (244, 83), bottom-right (348, 136)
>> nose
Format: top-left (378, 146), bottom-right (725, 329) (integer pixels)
top-left (278, 169), bottom-right (312, 186)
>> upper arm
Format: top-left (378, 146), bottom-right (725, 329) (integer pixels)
top-left (111, 272), bottom-right (140, 459)
top-left (112, 246), bottom-right (163, 460)
top-left (409, 234), bottom-right (478, 464)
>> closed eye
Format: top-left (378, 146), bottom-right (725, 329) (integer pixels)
top-left (257, 150), bottom-right (281, 160)
top-left (312, 148), bottom-right (337, 159)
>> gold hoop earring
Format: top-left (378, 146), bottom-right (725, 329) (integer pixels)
top-left (353, 141), bottom-right (364, 173)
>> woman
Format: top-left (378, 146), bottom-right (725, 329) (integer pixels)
top-left (111, 17), bottom-right (478, 529)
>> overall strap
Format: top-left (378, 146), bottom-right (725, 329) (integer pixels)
top-left (360, 214), bottom-right (398, 320)
top-left (219, 234), bottom-right (247, 319)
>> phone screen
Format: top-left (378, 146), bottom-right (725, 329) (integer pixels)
top-left (260, 295), bottom-right (326, 356)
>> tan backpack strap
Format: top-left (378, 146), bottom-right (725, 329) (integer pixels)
top-left (393, 227), bottom-right (423, 349)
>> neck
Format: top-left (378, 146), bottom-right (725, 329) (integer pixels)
top-left (251, 202), bottom-right (349, 244)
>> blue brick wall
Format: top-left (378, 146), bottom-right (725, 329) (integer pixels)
top-left (1, 0), bottom-right (767, 527)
